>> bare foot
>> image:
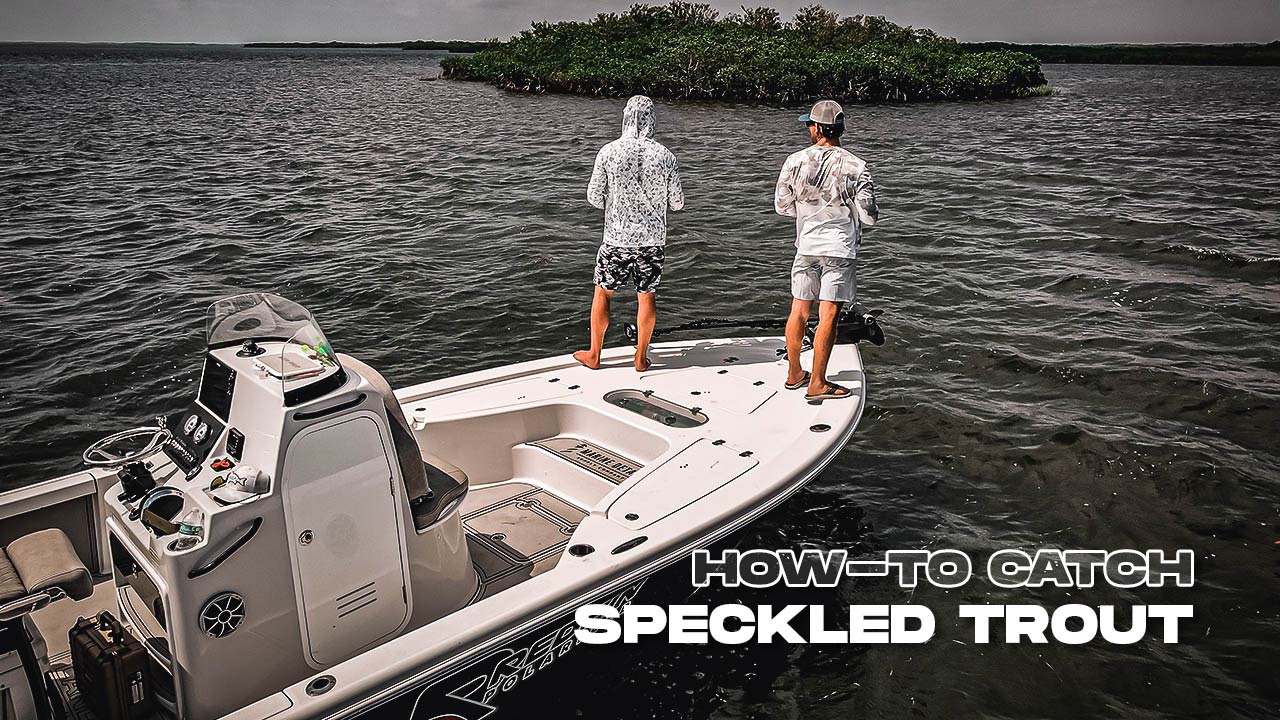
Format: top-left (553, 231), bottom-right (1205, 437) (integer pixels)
top-left (573, 350), bottom-right (601, 369)
top-left (635, 354), bottom-right (652, 372)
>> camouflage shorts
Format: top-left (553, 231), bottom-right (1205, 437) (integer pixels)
top-left (594, 244), bottom-right (665, 294)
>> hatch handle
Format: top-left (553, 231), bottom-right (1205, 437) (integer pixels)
top-left (189, 517), bottom-right (262, 579)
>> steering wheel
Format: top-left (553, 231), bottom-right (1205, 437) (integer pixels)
top-left (82, 427), bottom-right (172, 468)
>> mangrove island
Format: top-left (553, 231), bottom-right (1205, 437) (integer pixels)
top-left (440, 2), bottom-right (1049, 103)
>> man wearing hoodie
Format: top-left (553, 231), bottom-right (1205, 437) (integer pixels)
top-left (574, 95), bottom-right (684, 372)
top-left (775, 99), bottom-right (879, 402)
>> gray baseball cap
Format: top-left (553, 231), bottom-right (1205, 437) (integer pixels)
top-left (798, 99), bottom-right (845, 126)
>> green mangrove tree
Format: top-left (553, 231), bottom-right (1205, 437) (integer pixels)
top-left (441, 2), bottom-right (1048, 102)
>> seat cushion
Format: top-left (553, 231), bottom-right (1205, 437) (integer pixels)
top-left (0, 551), bottom-right (24, 604)
top-left (413, 451), bottom-right (469, 530)
top-left (423, 451), bottom-right (467, 487)
top-left (6, 529), bottom-right (93, 601)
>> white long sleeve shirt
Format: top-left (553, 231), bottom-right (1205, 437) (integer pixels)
top-left (774, 145), bottom-right (878, 259)
top-left (587, 96), bottom-right (684, 248)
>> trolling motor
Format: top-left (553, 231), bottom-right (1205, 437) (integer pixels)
top-left (623, 305), bottom-right (886, 347)
top-left (836, 306), bottom-right (885, 346)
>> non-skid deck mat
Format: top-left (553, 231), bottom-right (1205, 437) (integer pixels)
top-left (527, 437), bottom-right (642, 484)
top-left (466, 534), bottom-right (532, 602)
top-left (463, 483), bottom-right (586, 589)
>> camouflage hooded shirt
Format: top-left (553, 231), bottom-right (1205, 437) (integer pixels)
top-left (587, 96), bottom-right (685, 248)
top-left (775, 144), bottom-right (878, 259)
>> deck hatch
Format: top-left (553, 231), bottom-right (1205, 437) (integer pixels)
top-left (607, 438), bottom-right (758, 530)
top-left (604, 389), bottom-right (708, 429)
top-left (463, 483), bottom-right (586, 582)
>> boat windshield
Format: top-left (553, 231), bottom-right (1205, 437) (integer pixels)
top-left (267, 323), bottom-right (342, 398)
top-left (206, 294), bottom-right (343, 401)
top-left (205, 293), bottom-right (326, 350)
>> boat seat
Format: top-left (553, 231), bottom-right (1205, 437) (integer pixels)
top-left (417, 450), bottom-right (469, 530)
top-left (0, 553), bottom-right (22, 604)
top-left (336, 353), bottom-right (469, 531)
top-left (0, 529), bottom-right (93, 622)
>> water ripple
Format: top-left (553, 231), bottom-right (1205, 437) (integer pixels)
top-left (1, 46), bottom-right (1278, 719)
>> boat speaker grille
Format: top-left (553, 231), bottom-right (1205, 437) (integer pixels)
top-left (199, 592), bottom-right (246, 638)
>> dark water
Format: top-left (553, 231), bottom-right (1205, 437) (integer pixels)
top-left (2, 45), bottom-right (1278, 719)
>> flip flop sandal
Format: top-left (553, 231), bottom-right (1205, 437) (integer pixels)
top-left (784, 371), bottom-right (811, 390)
top-left (805, 383), bottom-right (852, 403)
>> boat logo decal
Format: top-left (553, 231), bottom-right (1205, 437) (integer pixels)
top-left (528, 437), bottom-right (642, 485)
top-left (408, 581), bottom-right (645, 719)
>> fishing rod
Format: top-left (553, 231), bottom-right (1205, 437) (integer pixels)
top-left (623, 306), bottom-right (886, 346)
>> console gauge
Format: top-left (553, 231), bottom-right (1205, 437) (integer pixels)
top-left (193, 422), bottom-right (210, 444)
top-left (183, 414), bottom-right (200, 436)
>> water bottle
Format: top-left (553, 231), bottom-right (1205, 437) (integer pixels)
top-left (178, 508), bottom-right (205, 539)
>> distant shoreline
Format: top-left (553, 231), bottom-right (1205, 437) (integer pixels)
top-left (962, 41), bottom-right (1280, 66)
top-left (247, 40), bottom-right (1280, 66)
top-left (243, 40), bottom-right (495, 53)
top-left (2, 40), bottom-right (1275, 66)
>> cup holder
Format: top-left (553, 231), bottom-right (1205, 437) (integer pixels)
top-left (140, 487), bottom-right (186, 536)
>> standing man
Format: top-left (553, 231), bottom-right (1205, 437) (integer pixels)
top-left (574, 95), bottom-right (684, 372)
top-left (775, 99), bottom-right (879, 401)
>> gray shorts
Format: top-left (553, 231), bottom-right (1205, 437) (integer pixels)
top-left (791, 254), bottom-right (856, 303)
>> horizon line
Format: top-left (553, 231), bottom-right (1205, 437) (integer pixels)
top-left (1, 38), bottom-right (1276, 47)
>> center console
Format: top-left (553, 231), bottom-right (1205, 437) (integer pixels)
top-left (100, 329), bottom-right (357, 719)
top-left (93, 292), bottom-right (462, 719)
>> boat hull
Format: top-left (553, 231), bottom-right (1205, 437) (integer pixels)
top-left (11, 336), bottom-right (866, 720)
top-left (337, 365), bottom-right (862, 719)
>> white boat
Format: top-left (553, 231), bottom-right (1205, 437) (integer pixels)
top-left (0, 293), bottom-right (869, 719)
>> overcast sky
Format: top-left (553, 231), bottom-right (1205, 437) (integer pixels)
top-left (4, 0), bottom-right (1278, 44)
